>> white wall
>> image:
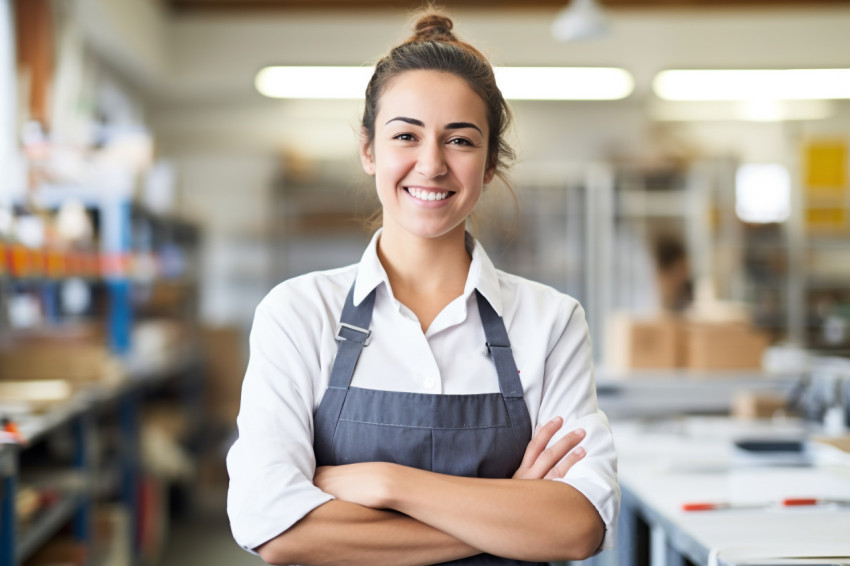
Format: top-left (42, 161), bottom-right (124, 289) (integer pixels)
top-left (176, 151), bottom-right (280, 327)
top-left (76, 0), bottom-right (168, 88)
top-left (0, 0), bottom-right (24, 207)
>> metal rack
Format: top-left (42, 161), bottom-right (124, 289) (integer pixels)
top-left (0, 353), bottom-right (203, 566)
top-left (0, 188), bottom-right (201, 565)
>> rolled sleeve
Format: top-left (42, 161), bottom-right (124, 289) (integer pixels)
top-left (226, 291), bottom-right (334, 552)
top-left (558, 411), bottom-right (619, 550)
top-left (539, 300), bottom-right (620, 551)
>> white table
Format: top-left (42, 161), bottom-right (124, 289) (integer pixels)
top-left (612, 417), bottom-right (850, 566)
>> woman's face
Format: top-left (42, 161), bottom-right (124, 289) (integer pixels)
top-left (361, 69), bottom-right (495, 243)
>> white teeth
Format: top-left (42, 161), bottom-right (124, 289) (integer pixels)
top-left (408, 188), bottom-right (450, 202)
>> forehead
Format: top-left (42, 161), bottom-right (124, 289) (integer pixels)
top-left (376, 70), bottom-right (488, 128)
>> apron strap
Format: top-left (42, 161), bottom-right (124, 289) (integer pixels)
top-left (475, 291), bottom-right (523, 398)
top-left (314, 283), bottom-right (376, 464)
top-left (475, 291), bottom-right (533, 460)
top-left (328, 284), bottom-right (376, 389)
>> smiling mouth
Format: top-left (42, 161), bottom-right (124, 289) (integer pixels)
top-left (405, 187), bottom-right (455, 202)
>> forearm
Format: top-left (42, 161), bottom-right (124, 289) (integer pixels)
top-left (256, 499), bottom-right (480, 566)
top-left (384, 467), bottom-right (604, 562)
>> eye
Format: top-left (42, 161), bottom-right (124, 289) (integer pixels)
top-left (393, 133), bottom-right (416, 142)
top-left (448, 137), bottom-right (473, 146)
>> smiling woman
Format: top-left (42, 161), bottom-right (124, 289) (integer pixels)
top-left (363, 70), bottom-right (494, 250)
top-left (226, 8), bottom-right (619, 566)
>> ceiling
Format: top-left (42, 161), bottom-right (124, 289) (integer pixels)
top-left (164, 0), bottom-right (850, 12)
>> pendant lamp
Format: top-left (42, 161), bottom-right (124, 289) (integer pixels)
top-left (551, 0), bottom-right (609, 42)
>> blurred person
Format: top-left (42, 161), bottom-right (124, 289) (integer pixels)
top-left (654, 236), bottom-right (693, 313)
top-left (226, 9), bottom-right (618, 565)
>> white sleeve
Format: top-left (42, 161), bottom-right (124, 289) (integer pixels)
top-left (539, 299), bottom-right (620, 551)
top-left (226, 292), bottom-right (334, 552)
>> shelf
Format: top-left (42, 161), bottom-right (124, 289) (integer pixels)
top-left (806, 237), bottom-right (850, 249)
top-left (595, 371), bottom-right (800, 419)
top-left (0, 349), bottom-right (203, 566)
top-left (616, 190), bottom-right (691, 218)
top-left (804, 278), bottom-right (850, 290)
top-left (16, 490), bottom-right (85, 564)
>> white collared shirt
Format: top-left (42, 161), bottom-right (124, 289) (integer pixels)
top-left (227, 230), bottom-right (619, 553)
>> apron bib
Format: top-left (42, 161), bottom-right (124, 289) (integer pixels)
top-left (314, 284), bottom-right (546, 566)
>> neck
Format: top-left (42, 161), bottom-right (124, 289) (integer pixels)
top-left (376, 226), bottom-right (472, 333)
top-left (377, 226), bottom-right (471, 296)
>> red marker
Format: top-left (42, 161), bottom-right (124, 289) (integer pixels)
top-left (681, 502), bottom-right (761, 512)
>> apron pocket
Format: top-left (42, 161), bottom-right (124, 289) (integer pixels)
top-left (333, 420), bottom-right (434, 470)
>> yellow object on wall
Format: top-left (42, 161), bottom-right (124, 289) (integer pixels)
top-left (804, 139), bottom-right (847, 192)
top-left (803, 139), bottom-right (848, 233)
top-left (805, 207), bottom-right (847, 232)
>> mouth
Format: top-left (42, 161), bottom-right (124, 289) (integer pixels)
top-left (404, 187), bottom-right (455, 202)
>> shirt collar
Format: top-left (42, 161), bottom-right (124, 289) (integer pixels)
top-left (466, 236), bottom-right (504, 316)
top-left (352, 229), bottom-right (388, 306)
top-left (353, 229), bottom-right (504, 316)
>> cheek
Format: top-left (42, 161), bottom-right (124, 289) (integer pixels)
top-left (374, 152), bottom-right (409, 186)
top-left (460, 156), bottom-right (490, 183)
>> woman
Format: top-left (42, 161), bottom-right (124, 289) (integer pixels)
top-left (227, 11), bottom-right (618, 566)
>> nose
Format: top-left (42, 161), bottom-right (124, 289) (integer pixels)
top-left (415, 139), bottom-right (447, 178)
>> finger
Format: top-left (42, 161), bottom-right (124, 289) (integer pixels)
top-left (528, 427), bottom-right (585, 478)
top-left (517, 417), bottom-right (563, 471)
top-left (544, 445), bottom-right (586, 480)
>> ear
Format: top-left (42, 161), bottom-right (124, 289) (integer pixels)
top-left (359, 130), bottom-right (376, 175)
top-left (483, 163), bottom-right (496, 186)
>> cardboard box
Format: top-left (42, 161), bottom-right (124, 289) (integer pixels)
top-left (24, 536), bottom-right (88, 566)
top-left (200, 326), bottom-right (247, 424)
top-left (94, 505), bottom-right (132, 566)
top-left (683, 322), bottom-right (769, 370)
top-left (0, 342), bottom-right (125, 386)
top-left (605, 314), bottom-right (682, 371)
top-left (731, 391), bottom-right (790, 419)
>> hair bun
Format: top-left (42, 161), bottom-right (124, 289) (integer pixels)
top-left (412, 14), bottom-right (456, 42)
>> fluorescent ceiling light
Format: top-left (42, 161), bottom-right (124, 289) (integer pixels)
top-left (256, 66), bottom-right (373, 99)
top-left (495, 67), bottom-right (632, 100)
top-left (256, 66), bottom-right (633, 101)
top-left (654, 69), bottom-right (850, 101)
top-left (735, 163), bottom-right (791, 224)
top-left (649, 99), bottom-right (835, 122)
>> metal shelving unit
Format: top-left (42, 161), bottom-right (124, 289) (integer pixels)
top-left (0, 351), bottom-right (203, 566)
top-left (0, 190), bottom-right (202, 566)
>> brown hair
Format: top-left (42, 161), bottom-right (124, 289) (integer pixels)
top-left (361, 10), bottom-right (515, 175)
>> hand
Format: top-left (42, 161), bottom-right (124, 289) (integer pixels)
top-left (313, 462), bottom-right (392, 509)
top-left (513, 417), bottom-right (586, 480)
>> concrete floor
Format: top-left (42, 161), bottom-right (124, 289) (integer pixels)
top-left (157, 485), bottom-right (265, 566)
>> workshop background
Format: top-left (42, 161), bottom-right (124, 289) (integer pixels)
top-left (1, 1), bottom-right (849, 565)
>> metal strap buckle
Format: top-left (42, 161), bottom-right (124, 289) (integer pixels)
top-left (485, 341), bottom-right (509, 356)
top-left (336, 322), bottom-right (372, 346)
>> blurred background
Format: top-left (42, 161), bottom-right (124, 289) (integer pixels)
top-left (1, 1), bottom-right (849, 565)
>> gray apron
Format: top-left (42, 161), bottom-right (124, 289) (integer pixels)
top-left (314, 283), bottom-right (547, 565)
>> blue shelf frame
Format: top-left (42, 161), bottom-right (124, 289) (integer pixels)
top-left (0, 355), bottom-right (202, 566)
top-left (0, 413), bottom-right (92, 566)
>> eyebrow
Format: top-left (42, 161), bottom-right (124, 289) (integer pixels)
top-left (385, 116), bottom-right (483, 135)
